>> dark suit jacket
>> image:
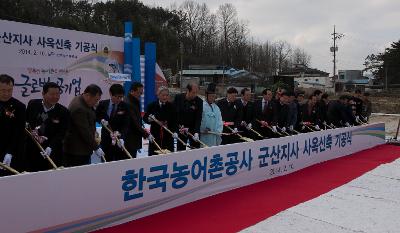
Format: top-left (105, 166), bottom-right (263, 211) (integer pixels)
top-left (64, 95), bottom-right (97, 156)
top-left (26, 99), bottom-right (69, 168)
top-left (96, 99), bottom-right (129, 150)
top-left (327, 100), bottom-right (350, 126)
top-left (125, 96), bottom-right (147, 150)
top-left (300, 102), bottom-right (318, 124)
top-left (26, 99), bottom-right (69, 152)
top-left (173, 93), bottom-right (203, 133)
top-left (274, 102), bottom-right (289, 128)
top-left (217, 98), bottom-right (243, 129)
top-left (144, 100), bottom-right (177, 137)
top-left (0, 97), bottom-right (25, 160)
top-left (287, 102), bottom-right (298, 127)
top-left (253, 99), bottom-right (276, 126)
top-left (315, 100), bottom-right (328, 125)
top-left (143, 100), bottom-right (177, 154)
top-left (236, 99), bottom-right (255, 124)
top-left (353, 97), bottom-right (363, 116)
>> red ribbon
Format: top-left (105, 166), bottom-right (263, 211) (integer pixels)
top-left (223, 121), bottom-right (234, 126)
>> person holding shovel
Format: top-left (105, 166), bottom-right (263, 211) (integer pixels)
top-left (0, 74), bottom-right (25, 176)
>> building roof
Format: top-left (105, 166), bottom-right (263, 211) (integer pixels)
top-left (346, 79), bottom-right (369, 85)
top-left (297, 81), bottom-right (326, 87)
top-left (279, 65), bottom-right (329, 77)
top-left (182, 67), bottom-right (249, 78)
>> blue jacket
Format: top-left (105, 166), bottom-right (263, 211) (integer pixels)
top-left (200, 101), bottom-right (223, 147)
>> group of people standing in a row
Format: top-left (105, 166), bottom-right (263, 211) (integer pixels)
top-left (196, 82), bottom-right (372, 146)
top-left (0, 73), bottom-right (372, 175)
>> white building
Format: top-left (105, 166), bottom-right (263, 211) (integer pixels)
top-left (337, 70), bottom-right (370, 91)
top-left (279, 64), bottom-right (332, 91)
top-left (295, 75), bottom-right (332, 89)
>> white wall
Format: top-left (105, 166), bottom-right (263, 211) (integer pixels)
top-left (296, 76), bottom-right (331, 88)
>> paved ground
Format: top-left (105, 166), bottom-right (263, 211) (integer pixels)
top-left (241, 157), bottom-right (400, 233)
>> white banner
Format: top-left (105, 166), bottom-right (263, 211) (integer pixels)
top-left (0, 123), bottom-right (385, 233)
top-left (0, 20), bottom-right (124, 106)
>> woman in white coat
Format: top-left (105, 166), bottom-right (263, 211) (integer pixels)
top-left (200, 83), bottom-right (223, 147)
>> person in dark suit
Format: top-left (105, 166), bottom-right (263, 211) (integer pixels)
top-left (299, 95), bottom-right (318, 132)
top-left (173, 83), bottom-right (203, 150)
top-left (253, 88), bottom-right (277, 137)
top-left (63, 84), bottom-right (103, 167)
top-left (125, 82), bottom-right (150, 158)
top-left (353, 89), bottom-right (364, 117)
top-left (236, 88), bottom-right (256, 139)
top-left (294, 91), bottom-right (305, 130)
top-left (274, 91), bottom-right (290, 132)
top-left (96, 84), bottom-right (129, 161)
top-left (143, 86), bottom-right (177, 156)
top-left (346, 97), bottom-right (358, 126)
top-left (361, 92), bottom-right (372, 121)
top-left (217, 87), bottom-right (243, 145)
top-left (313, 90), bottom-right (327, 128)
top-left (272, 87), bottom-right (285, 105)
top-left (0, 74), bottom-right (25, 176)
top-left (327, 95), bottom-right (352, 127)
top-left (286, 91), bottom-right (298, 133)
top-left (26, 82), bottom-right (69, 171)
top-left (313, 90), bottom-right (323, 101)
top-left (318, 93), bottom-right (329, 127)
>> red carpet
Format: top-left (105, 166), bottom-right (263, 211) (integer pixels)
top-left (96, 144), bottom-right (400, 233)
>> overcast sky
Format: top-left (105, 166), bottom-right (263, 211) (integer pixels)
top-left (143, 0), bottom-right (400, 75)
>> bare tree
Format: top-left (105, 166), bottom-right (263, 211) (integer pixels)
top-left (197, 3), bottom-right (215, 58)
top-left (180, 1), bottom-right (203, 55)
top-left (292, 47), bottom-right (311, 67)
top-left (275, 40), bottom-right (292, 72)
top-left (178, 1), bottom-right (221, 64)
top-left (217, 3), bottom-right (238, 66)
top-left (230, 19), bottom-right (249, 68)
top-left (176, 1), bottom-right (312, 75)
top-left (197, 13), bottom-right (219, 62)
top-left (264, 41), bottom-right (279, 75)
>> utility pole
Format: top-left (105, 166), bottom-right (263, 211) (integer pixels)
top-left (331, 25), bottom-right (344, 76)
top-left (385, 64), bottom-right (388, 91)
top-left (384, 47), bottom-right (388, 91)
top-left (222, 47), bottom-right (226, 95)
top-left (331, 25), bottom-right (344, 93)
top-left (333, 26), bottom-right (336, 77)
top-left (179, 42), bottom-right (183, 93)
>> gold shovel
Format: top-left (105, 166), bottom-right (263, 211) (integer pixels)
top-left (25, 126), bottom-right (58, 169)
top-left (101, 121), bottom-right (133, 159)
top-left (255, 119), bottom-right (283, 136)
top-left (149, 115), bottom-right (194, 149)
top-left (151, 139), bottom-right (171, 155)
top-left (186, 131), bottom-right (209, 148)
top-left (224, 125), bottom-right (254, 142)
top-left (0, 162), bottom-right (20, 175)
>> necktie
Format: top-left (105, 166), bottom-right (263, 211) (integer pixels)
top-left (110, 104), bottom-right (116, 118)
top-left (263, 101), bottom-right (268, 114)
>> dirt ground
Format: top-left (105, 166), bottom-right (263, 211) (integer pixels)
top-left (370, 96), bottom-right (400, 114)
top-left (369, 114), bottom-right (400, 138)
